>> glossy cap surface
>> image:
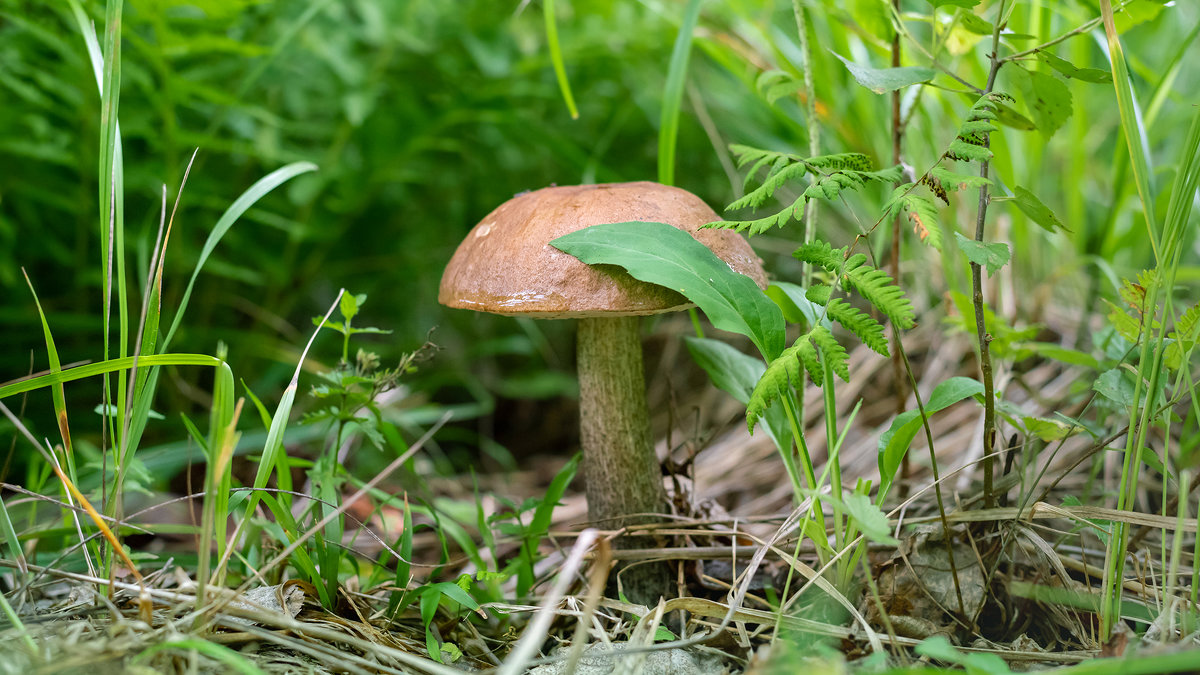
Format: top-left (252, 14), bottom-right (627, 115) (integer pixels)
top-left (438, 182), bottom-right (766, 318)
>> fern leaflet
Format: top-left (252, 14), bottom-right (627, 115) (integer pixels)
top-left (1165, 303), bottom-right (1200, 370)
top-left (710, 147), bottom-right (902, 235)
top-left (793, 240), bottom-right (845, 273)
top-left (842, 255), bottom-right (916, 329)
top-left (946, 139), bottom-right (992, 163)
top-left (825, 297), bottom-right (889, 356)
top-left (747, 326), bottom-right (847, 432)
top-left (794, 243), bottom-right (916, 330)
top-left (942, 92), bottom-right (1009, 164)
top-left (883, 185), bottom-right (942, 251)
top-left (927, 167), bottom-right (992, 200)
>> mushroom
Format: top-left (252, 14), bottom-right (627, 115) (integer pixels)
top-left (439, 182), bottom-right (766, 599)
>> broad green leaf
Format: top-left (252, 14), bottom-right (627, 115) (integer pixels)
top-left (1039, 52), bottom-right (1112, 84)
top-left (684, 337), bottom-right (759, 406)
top-left (339, 293), bottom-right (362, 321)
top-left (841, 493), bottom-right (899, 546)
top-left (1114, 0), bottom-right (1167, 32)
top-left (1012, 186), bottom-right (1068, 233)
top-left (1022, 416), bottom-right (1078, 441)
top-left (1012, 67), bottom-right (1073, 138)
top-left (957, 10), bottom-right (993, 35)
top-left (878, 377), bottom-right (984, 498)
top-left (552, 222), bottom-right (785, 359)
top-left (833, 53), bottom-right (935, 95)
top-left (954, 232), bottom-right (1011, 276)
top-left (1094, 367), bottom-right (1137, 409)
top-left (428, 581), bottom-right (480, 611)
top-left (1016, 343), bottom-right (1100, 369)
top-left (994, 102), bottom-right (1037, 130)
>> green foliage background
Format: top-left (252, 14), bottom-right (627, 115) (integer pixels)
top-left (1, 0), bottom-right (1198, 463)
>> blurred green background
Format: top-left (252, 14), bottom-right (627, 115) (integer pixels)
top-left (1, 0), bottom-right (1197, 475)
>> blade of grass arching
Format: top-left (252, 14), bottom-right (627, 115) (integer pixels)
top-left (21, 270), bottom-right (73, 461)
top-left (19, 268), bottom-right (103, 574)
top-left (160, 161), bottom-right (318, 350)
top-left (543, 0), bottom-right (578, 120)
top-left (657, 0), bottom-right (703, 187)
top-left (1100, 0), bottom-right (1149, 637)
top-left (1101, 0), bottom-right (1157, 261)
top-left (214, 291), bottom-right (343, 578)
top-left (0, 354), bottom-right (227, 401)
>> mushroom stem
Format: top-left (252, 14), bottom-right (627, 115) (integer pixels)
top-left (576, 316), bottom-right (667, 529)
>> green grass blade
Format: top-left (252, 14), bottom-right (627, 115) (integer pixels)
top-left (543, 0), bottom-right (578, 120)
top-left (657, 0), bottom-right (703, 186)
top-left (21, 270), bottom-right (71, 455)
top-left (1101, 0), bottom-right (1156, 260)
top-left (0, 354), bottom-right (225, 400)
top-left (160, 161), bottom-right (319, 351)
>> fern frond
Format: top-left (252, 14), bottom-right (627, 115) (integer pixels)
top-left (729, 162), bottom-right (810, 211)
top-left (793, 240), bottom-right (846, 273)
top-left (842, 261), bottom-right (915, 329)
top-left (730, 144), bottom-right (779, 170)
top-left (943, 92), bottom-right (1009, 164)
top-left (805, 284), bottom-right (832, 305)
top-left (1165, 303), bottom-right (1200, 369)
top-left (809, 324), bottom-right (850, 381)
top-left (883, 186), bottom-right (942, 251)
top-left (958, 120), bottom-right (998, 136)
top-left (747, 327), bottom-right (834, 432)
top-left (1173, 303), bottom-right (1200, 341)
top-left (801, 165), bottom-right (902, 202)
top-left (928, 167), bottom-right (992, 196)
top-left (946, 139), bottom-right (993, 163)
top-left (1103, 298), bottom-right (1141, 344)
top-left (711, 195), bottom-right (806, 235)
top-left (825, 297), bottom-right (889, 356)
top-left (805, 153), bottom-right (875, 172)
top-left (741, 154), bottom-right (785, 191)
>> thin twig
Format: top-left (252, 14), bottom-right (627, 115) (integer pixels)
top-left (972, 4), bottom-right (1007, 510)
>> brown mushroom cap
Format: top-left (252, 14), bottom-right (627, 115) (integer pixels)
top-left (438, 182), bottom-right (767, 318)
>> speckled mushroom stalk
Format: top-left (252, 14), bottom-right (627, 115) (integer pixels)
top-left (576, 315), bottom-right (665, 532)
